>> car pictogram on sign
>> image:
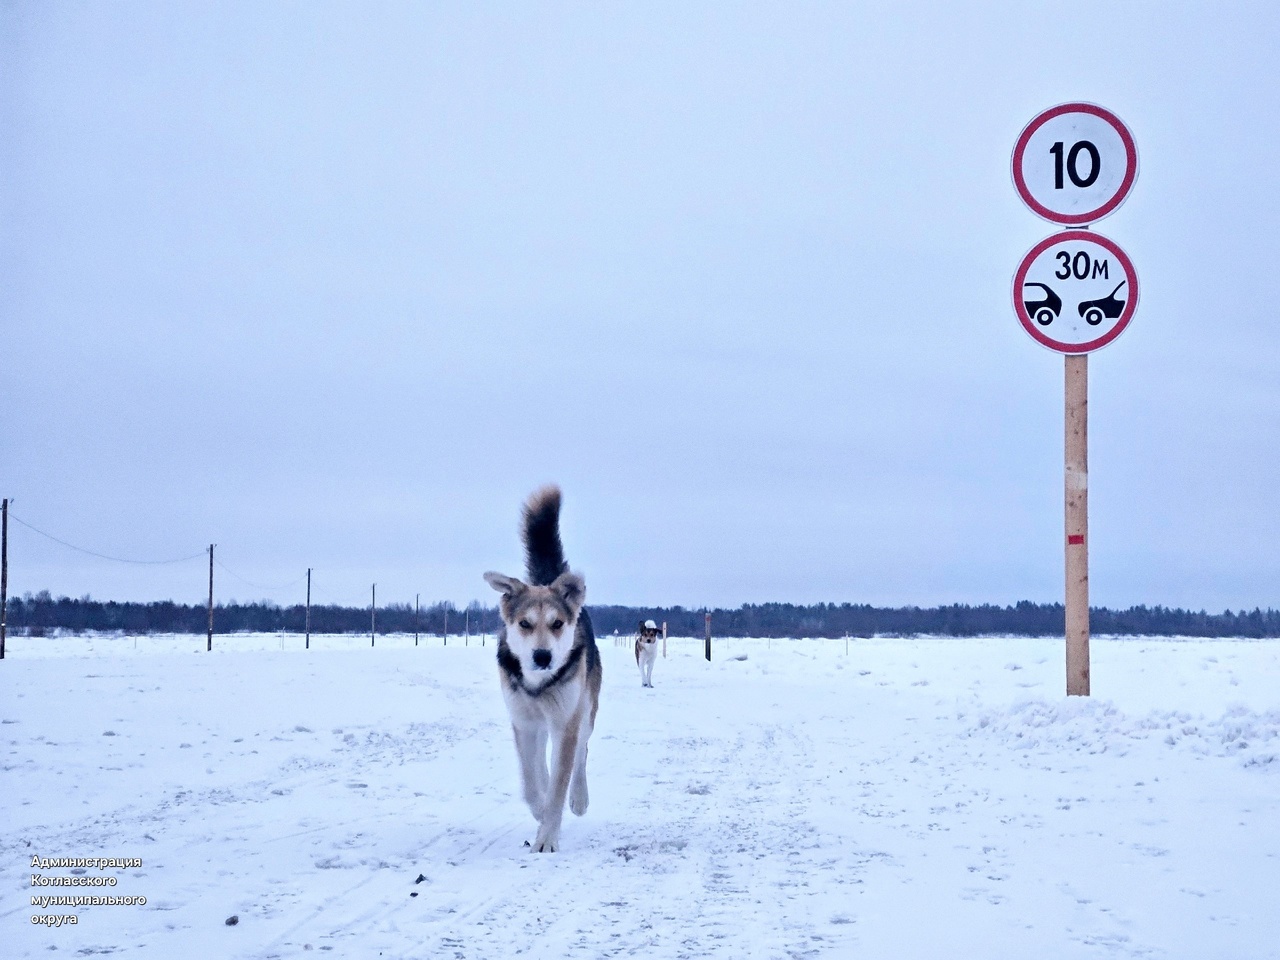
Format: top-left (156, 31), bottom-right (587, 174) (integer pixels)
top-left (1012, 230), bottom-right (1138, 354)
top-left (1077, 281), bottom-right (1127, 326)
top-left (1022, 282), bottom-right (1062, 326)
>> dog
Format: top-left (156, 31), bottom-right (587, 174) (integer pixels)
top-left (635, 619), bottom-right (659, 687)
top-left (484, 485), bottom-right (602, 853)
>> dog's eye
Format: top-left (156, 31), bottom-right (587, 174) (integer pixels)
top-left (550, 619), bottom-right (564, 631)
top-left (518, 619), bottom-right (533, 630)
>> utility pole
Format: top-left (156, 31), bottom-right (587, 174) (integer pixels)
top-left (305, 568), bottom-right (312, 650)
top-left (207, 544), bottom-right (215, 652)
top-left (371, 583), bottom-right (376, 647)
top-left (1, 498), bottom-right (8, 661)
top-left (415, 593), bottom-right (420, 647)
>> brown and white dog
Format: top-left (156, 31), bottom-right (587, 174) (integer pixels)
top-left (635, 619), bottom-right (659, 687)
top-left (484, 485), bottom-right (602, 853)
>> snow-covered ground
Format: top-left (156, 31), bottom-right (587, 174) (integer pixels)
top-left (3, 632), bottom-right (1278, 959)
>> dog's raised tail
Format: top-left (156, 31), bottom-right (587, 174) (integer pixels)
top-left (522, 485), bottom-right (568, 586)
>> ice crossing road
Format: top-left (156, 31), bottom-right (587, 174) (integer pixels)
top-left (3, 633), bottom-right (1279, 959)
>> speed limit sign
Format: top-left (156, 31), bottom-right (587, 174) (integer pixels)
top-left (1012, 102), bottom-right (1138, 225)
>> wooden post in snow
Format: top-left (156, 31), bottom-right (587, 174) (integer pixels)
top-left (662, 621), bottom-right (667, 658)
top-left (206, 544), bottom-right (215, 652)
top-left (1065, 354), bottom-right (1090, 696)
top-left (305, 568), bottom-right (311, 650)
top-left (1, 497), bottom-right (8, 660)
top-left (704, 612), bottom-right (711, 662)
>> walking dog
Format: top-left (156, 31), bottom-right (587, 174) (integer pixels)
top-left (484, 485), bottom-right (602, 853)
top-left (635, 619), bottom-right (659, 687)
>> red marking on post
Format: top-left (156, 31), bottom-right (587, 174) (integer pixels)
top-left (1067, 535), bottom-right (1084, 545)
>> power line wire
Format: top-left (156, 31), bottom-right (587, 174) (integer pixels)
top-left (310, 582), bottom-right (374, 609)
top-left (8, 513), bottom-right (206, 565)
top-left (213, 557), bottom-right (308, 593)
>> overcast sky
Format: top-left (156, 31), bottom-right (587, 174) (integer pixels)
top-left (3, 2), bottom-right (1278, 613)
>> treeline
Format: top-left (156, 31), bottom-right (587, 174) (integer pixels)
top-left (595, 601), bottom-right (1280, 639)
top-left (5, 592), bottom-right (501, 637)
top-left (6, 592), bottom-right (1280, 638)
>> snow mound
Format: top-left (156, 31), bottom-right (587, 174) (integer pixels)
top-left (962, 698), bottom-right (1280, 768)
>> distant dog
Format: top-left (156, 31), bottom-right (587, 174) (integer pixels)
top-left (635, 619), bottom-right (659, 687)
top-left (484, 486), bottom-right (602, 853)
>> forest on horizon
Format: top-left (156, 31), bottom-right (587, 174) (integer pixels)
top-left (5, 591), bottom-right (1280, 639)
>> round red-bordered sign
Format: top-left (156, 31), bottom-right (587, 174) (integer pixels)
top-left (1012, 103), bottom-right (1138, 226)
top-left (1013, 230), bottom-right (1139, 354)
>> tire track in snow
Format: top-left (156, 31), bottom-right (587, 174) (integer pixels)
top-left (404, 719), bottom-right (877, 959)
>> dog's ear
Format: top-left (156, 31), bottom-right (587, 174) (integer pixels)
top-left (550, 570), bottom-right (586, 615)
top-left (484, 571), bottom-right (527, 598)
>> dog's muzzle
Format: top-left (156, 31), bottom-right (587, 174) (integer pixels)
top-left (531, 649), bottom-right (553, 670)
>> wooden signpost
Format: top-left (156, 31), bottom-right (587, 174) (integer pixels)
top-left (207, 544), bottom-right (215, 652)
top-left (305, 568), bottom-right (312, 649)
top-left (1011, 103), bottom-right (1139, 697)
top-left (1, 498), bottom-right (8, 661)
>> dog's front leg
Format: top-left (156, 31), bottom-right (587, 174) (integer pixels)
top-left (530, 716), bottom-right (581, 853)
top-left (512, 723), bottom-right (548, 821)
top-left (568, 715), bottom-right (591, 816)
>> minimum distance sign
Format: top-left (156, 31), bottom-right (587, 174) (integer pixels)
top-left (1012, 103), bottom-right (1137, 225)
top-left (1013, 231), bottom-right (1138, 354)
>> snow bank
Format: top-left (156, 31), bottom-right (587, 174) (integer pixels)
top-left (3, 634), bottom-right (1278, 959)
top-left (962, 697), bottom-right (1280, 769)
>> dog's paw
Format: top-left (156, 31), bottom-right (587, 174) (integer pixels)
top-left (529, 832), bottom-right (559, 853)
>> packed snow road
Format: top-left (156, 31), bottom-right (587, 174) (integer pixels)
top-left (3, 633), bottom-right (1278, 959)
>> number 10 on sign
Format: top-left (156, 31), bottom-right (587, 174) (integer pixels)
top-left (1012, 102), bottom-right (1137, 227)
